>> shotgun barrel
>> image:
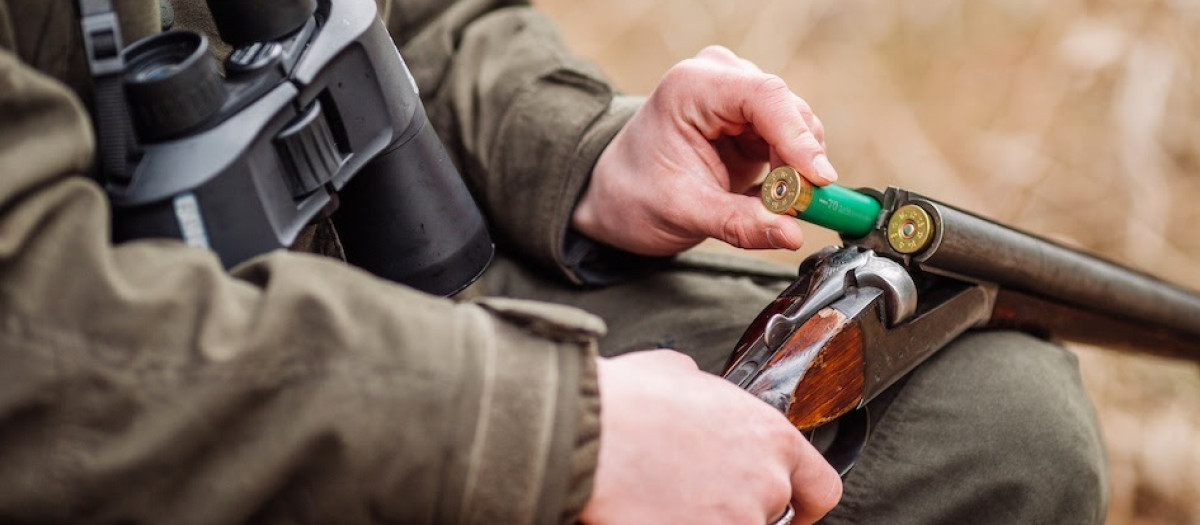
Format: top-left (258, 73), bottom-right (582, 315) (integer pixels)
top-left (845, 187), bottom-right (1200, 360)
top-left (896, 197), bottom-right (1200, 336)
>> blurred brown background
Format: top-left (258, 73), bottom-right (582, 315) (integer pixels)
top-left (535, 0), bottom-right (1200, 523)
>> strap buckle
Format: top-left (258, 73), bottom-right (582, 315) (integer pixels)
top-left (79, 0), bottom-right (125, 76)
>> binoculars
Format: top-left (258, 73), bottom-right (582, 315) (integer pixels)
top-left (101, 0), bottom-right (493, 295)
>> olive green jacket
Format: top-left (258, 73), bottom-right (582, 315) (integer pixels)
top-left (0, 0), bottom-right (636, 522)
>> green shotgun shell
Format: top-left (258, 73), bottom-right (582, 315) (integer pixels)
top-left (761, 166), bottom-right (882, 237)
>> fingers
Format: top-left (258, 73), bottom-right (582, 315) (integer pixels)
top-left (587, 350), bottom-right (839, 525)
top-left (801, 105), bottom-right (825, 148)
top-left (788, 438), bottom-right (843, 523)
top-left (668, 47), bottom-right (838, 185)
top-left (734, 76), bottom-right (835, 184)
top-left (714, 133), bottom-right (770, 190)
top-left (692, 187), bottom-right (805, 250)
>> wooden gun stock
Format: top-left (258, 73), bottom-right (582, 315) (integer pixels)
top-left (737, 308), bottom-right (866, 431)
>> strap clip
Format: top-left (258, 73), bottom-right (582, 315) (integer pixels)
top-left (79, 0), bottom-right (125, 76)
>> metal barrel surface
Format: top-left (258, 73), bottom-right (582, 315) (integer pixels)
top-left (909, 198), bottom-right (1200, 339)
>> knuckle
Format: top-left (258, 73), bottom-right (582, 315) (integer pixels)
top-left (809, 114), bottom-right (825, 133)
top-left (721, 216), bottom-right (753, 249)
top-left (652, 75), bottom-right (691, 110)
top-left (660, 60), bottom-right (707, 92)
top-left (754, 74), bottom-right (792, 100)
top-left (764, 417), bottom-right (803, 448)
top-left (696, 45), bottom-right (739, 64)
top-left (711, 492), bottom-right (778, 525)
top-left (810, 127), bottom-right (826, 147)
top-left (751, 412), bottom-right (806, 457)
top-left (758, 469), bottom-right (796, 522)
top-left (795, 96), bottom-right (814, 115)
top-left (698, 44), bottom-right (737, 61)
top-left (665, 350), bottom-right (699, 369)
top-left (644, 348), bottom-right (699, 369)
top-left (820, 477), bottom-right (844, 509)
top-left (794, 129), bottom-right (823, 152)
top-left (766, 469), bottom-right (793, 499)
top-left (707, 498), bottom-right (743, 523)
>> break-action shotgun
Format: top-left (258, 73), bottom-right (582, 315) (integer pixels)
top-left (723, 166), bottom-right (1200, 473)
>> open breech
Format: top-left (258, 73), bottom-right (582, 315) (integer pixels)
top-left (726, 167), bottom-right (1200, 475)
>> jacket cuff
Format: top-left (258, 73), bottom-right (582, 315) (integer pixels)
top-left (559, 95), bottom-right (654, 286)
top-left (488, 92), bottom-right (641, 285)
top-left (463, 298), bottom-right (604, 525)
top-left (556, 95), bottom-right (685, 287)
top-left (555, 345), bottom-right (601, 524)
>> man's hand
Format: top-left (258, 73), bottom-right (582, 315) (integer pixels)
top-left (572, 46), bottom-right (837, 256)
top-left (579, 351), bottom-right (842, 525)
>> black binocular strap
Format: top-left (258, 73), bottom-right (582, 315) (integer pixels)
top-left (77, 0), bottom-right (138, 184)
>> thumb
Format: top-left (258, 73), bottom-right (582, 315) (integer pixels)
top-left (695, 190), bottom-right (806, 251)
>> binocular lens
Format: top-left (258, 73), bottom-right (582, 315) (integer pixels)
top-left (123, 31), bottom-right (225, 142)
top-left (132, 61), bottom-right (183, 82)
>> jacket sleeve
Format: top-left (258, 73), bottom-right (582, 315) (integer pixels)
top-left (382, 0), bottom-right (645, 284)
top-left (0, 41), bottom-right (599, 525)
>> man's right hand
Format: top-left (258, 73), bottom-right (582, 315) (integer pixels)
top-left (579, 350), bottom-right (842, 525)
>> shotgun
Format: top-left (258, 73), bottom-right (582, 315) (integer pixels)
top-left (723, 166), bottom-right (1200, 473)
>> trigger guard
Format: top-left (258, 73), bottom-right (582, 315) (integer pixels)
top-left (804, 408), bottom-right (870, 477)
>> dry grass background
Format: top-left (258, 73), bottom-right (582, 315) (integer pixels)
top-left (534, 0), bottom-right (1200, 523)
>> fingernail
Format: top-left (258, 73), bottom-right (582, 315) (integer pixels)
top-left (813, 154), bottom-right (838, 183)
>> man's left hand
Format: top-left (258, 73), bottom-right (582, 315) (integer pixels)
top-left (572, 46), bottom-right (837, 256)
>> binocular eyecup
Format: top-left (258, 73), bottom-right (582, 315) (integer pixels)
top-left (205, 0), bottom-right (317, 47)
top-left (122, 31), bottom-right (224, 141)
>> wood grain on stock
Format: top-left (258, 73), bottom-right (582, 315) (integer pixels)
top-left (748, 308), bottom-right (867, 430)
top-left (987, 289), bottom-right (1200, 362)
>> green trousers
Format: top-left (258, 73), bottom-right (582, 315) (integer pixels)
top-left (477, 250), bottom-right (1109, 524)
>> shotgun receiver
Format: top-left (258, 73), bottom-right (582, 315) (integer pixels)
top-left (724, 167), bottom-right (1200, 474)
